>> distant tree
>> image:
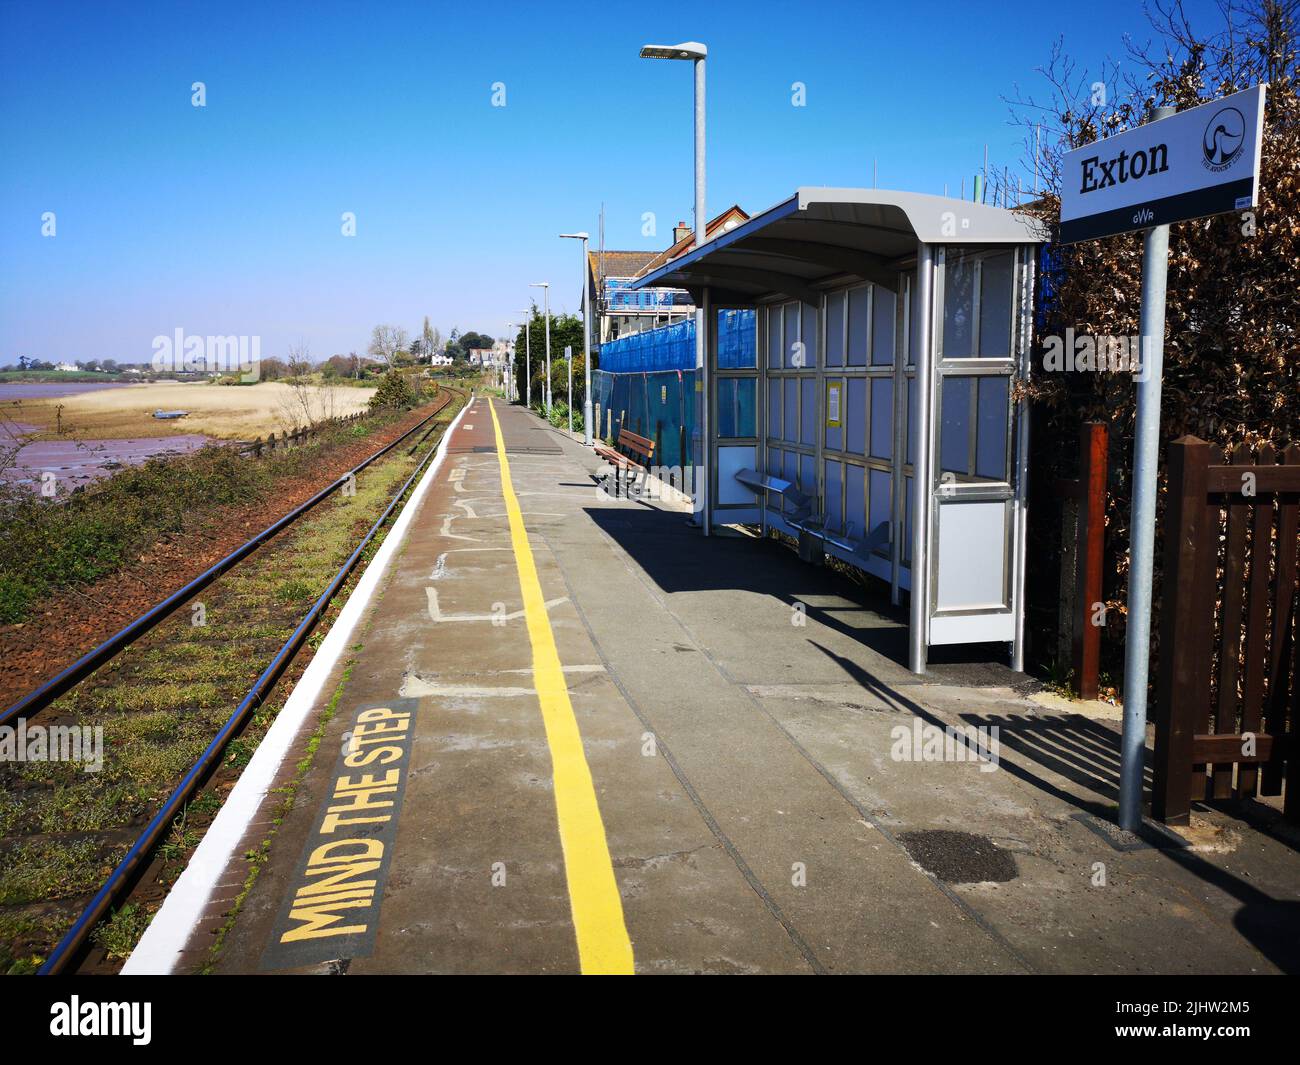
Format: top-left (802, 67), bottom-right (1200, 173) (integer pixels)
top-left (422, 316), bottom-right (437, 362)
top-left (278, 341), bottom-right (341, 430)
top-left (259, 357), bottom-right (289, 381)
top-left (367, 324), bottom-right (410, 368)
top-left (321, 353), bottom-right (359, 379)
top-left (513, 311), bottom-right (585, 408)
top-left (459, 331), bottom-right (495, 353)
top-left (284, 342), bottom-right (313, 379)
top-left (443, 327), bottom-right (463, 363)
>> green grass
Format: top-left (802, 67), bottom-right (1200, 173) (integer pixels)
top-left (275, 578), bottom-right (315, 604)
top-left (90, 904), bottom-right (151, 960)
top-left (0, 837), bottom-right (105, 906)
top-left (0, 911), bottom-right (62, 974)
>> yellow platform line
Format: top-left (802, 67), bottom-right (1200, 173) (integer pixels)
top-left (487, 399), bottom-right (634, 974)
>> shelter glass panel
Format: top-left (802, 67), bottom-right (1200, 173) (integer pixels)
top-left (847, 287), bottom-right (869, 366)
top-left (871, 286), bottom-right (895, 366)
top-left (826, 291), bottom-right (845, 367)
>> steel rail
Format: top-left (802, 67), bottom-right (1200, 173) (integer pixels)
top-left (38, 399), bottom-right (460, 974)
top-left (1, 390), bottom-right (456, 730)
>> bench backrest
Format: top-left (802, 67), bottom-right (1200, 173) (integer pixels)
top-left (617, 428), bottom-right (655, 460)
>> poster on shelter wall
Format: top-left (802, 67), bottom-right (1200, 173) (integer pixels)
top-left (826, 381), bottom-right (842, 428)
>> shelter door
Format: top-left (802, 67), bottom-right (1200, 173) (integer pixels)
top-left (925, 247), bottom-right (1027, 648)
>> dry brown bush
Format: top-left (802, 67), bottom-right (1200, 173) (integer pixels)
top-left (1008, 0), bottom-right (1299, 683)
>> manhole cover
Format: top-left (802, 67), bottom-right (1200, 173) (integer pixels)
top-left (897, 830), bottom-right (1018, 884)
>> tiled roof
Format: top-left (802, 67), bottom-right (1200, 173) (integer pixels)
top-left (588, 250), bottom-right (660, 282)
top-left (633, 206), bottom-right (750, 278)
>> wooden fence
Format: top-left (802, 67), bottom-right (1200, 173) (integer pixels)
top-left (1153, 436), bottom-right (1299, 824)
top-left (238, 410), bottom-right (368, 458)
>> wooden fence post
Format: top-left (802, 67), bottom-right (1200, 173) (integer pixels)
top-left (1267, 443), bottom-right (1299, 807)
top-left (1153, 435), bottom-right (1212, 824)
top-left (1072, 422), bottom-right (1109, 700)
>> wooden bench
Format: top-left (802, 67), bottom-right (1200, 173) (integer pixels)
top-left (594, 428), bottom-right (655, 473)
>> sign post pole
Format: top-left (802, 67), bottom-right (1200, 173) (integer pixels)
top-left (1117, 105), bottom-right (1175, 833)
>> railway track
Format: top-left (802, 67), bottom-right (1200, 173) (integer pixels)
top-left (0, 386), bottom-right (466, 974)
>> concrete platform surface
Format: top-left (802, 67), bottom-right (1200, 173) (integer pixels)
top-left (202, 398), bottom-right (1300, 975)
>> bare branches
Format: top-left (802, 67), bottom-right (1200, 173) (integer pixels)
top-left (367, 325), bottom-right (409, 368)
top-left (275, 341), bottom-right (341, 433)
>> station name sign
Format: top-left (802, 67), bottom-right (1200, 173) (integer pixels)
top-left (1059, 84), bottom-right (1266, 244)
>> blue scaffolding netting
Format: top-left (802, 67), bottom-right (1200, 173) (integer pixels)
top-left (592, 310), bottom-right (755, 470)
top-left (592, 368), bottom-right (696, 469)
top-left (596, 309), bottom-right (756, 373)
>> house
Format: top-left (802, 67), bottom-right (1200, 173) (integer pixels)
top-left (586, 206), bottom-right (751, 349)
top-left (55, 362), bottom-right (78, 372)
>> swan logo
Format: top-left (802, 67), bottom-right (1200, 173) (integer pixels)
top-left (1202, 106), bottom-right (1246, 172)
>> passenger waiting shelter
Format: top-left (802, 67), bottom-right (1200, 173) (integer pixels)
top-left (629, 188), bottom-right (1044, 673)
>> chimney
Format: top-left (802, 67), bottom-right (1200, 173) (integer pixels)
top-left (673, 220), bottom-right (691, 244)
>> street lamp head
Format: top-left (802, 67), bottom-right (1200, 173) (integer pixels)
top-left (559, 232), bottom-right (589, 240)
top-left (640, 41), bottom-right (707, 60)
top-left (529, 281), bottom-right (549, 288)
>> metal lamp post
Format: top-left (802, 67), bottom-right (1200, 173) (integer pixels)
top-left (640, 39), bottom-right (707, 532)
top-left (564, 344), bottom-right (573, 433)
top-left (504, 324), bottom-right (516, 402)
top-left (560, 231), bottom-right (593, 445)
top-left (530, 282), bottom-right (551, 410)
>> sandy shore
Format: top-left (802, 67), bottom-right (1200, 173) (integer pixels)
top-left (5, 380), bottom-right (377, 441)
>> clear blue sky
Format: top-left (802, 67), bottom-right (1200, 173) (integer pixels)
top-left (0, 0), bottom-right (1220, 362)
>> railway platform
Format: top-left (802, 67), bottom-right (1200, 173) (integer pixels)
top-left (128, 398), bottom-right (1300, 975)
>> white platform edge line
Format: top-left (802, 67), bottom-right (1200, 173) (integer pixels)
top-left (122, 397), bottom-right (473, 975)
